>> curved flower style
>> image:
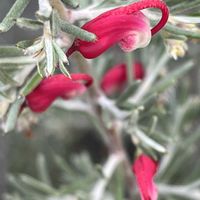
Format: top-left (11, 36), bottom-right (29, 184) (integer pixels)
top-left (26, 74), bottom-right (93, 113)
top-left (67, 0), bottom-right (169, 59)
top-left (132, 154), bottom-right (158, 200)
top-left (101, 62), bottom-right (145, 95)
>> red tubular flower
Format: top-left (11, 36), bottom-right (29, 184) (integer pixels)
top-left (67, 0), bottom-right (169, 59)
top-left (26, 74), bottom-right (93, 113)
top-left (101, 62), bottom-right (145, 95)
top-left (132, 154), bottom-right (158, 200)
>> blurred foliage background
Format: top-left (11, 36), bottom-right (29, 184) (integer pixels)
top-left (0, 0), bottom-right (200, 200)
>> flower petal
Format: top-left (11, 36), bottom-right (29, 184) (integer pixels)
top-left (26, 74), bottom-right (93, 113)
top-left (101, 62), bottom-right (145, 95)
top-left (67, 0), bottom-right (169, 59)
top-left (134, 62), bottom-right (145, 80)
top-left (68, 11), bottom-right (151, 59)
top-left (132, 154), bottom-right (158, 200)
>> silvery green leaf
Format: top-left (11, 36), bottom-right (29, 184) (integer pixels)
top-left (16, 18), bottom-right (43, 30)
top-left (19, 174), bottom-right (57, 195)
top-left (165, 34), bottom-right (187, 41)
top-left (16, 40), bottom-right (35, 49)
top-left (51, 10), bottom-right (60, 37)
top-left (4, 97), bottom-right (24, 133)
top-left (44, 21), bottom-right (54, 76)
top-left (53, 41), bottom-right (69, 64)
top-left (180, 97), bottom-right (200, 127)
top-left (7, 174), bottom-right (43, 197)
top-left (0, 64), bottom-right (27, 70)
top-left (36, 154), bottom-right (52, 185)
top-left (37, 62), bottom-right (45, 77)
top-left (25, 39), bottom-right (44, 55)
top-left (0, 46), bottom-right (23, 57)
top-left (134, 128), bottom-right (167, 153)
top-left (59, 61), bottom-right (71, 78)
top-left (173, 16), bottom-right (200, 24)
top-left (59, 18), bottom-right (96, 42)
top-left (44, 37), bottom-right (54, 76)
top-left (0, 56), bottom-right (37, 65)
top-left (149, 61), bottom-right (193, 94)
top-left (0, 69), bottom-right (18, 85)
top-left (0, 0), bottom-right (31, 32)
top-left (170, 0), bottom-right (200, 14)
top-left (20, 71), bottom-right (42, 96)
top-left (164, 23), bottom-right (200, 39)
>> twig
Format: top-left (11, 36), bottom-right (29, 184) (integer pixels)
top-left (159, 184), bottom-right (200, 200)
top-left (90, 153), bottom-right (124, 200)
top-left (128, 52), bottom-right (169, 104)
top-left (73, 53), bottom-right (135, 200)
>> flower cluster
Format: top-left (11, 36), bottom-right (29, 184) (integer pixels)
top-left (25, 0), bottom-right (168, 113)
top-left (24, 1), bottom-right (169, 199)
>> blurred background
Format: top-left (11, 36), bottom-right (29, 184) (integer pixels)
top-left (0, 1), bottom-right (200, 200)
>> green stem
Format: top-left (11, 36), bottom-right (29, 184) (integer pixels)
top-left (74, 53), bottom-right (135, 200)
top-left (125, 52), bottom-right (134, 86)
top-left (0, 0), bottom-right (31, 32)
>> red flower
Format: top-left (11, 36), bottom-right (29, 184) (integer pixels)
top-left (26, 74), bottom-right (93, 113)
top-left (101, 62), bottom-right (145, 95)
top-left (132, 154), bottom-right (158, 200)
top-left (67, 0), bottom-right (169, 59)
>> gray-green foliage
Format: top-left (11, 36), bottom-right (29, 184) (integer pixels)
top-left (0, 0), bottom-right (200, 199)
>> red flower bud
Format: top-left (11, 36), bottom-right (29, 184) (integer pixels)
top-left (67, 0), bottom-right (169, 59)
top-left (132, 154), bottom-right (158, 200)
top-left (26, 74), bottom-right (93, 113)
top-left (101, 62), bottom-right (145, 95)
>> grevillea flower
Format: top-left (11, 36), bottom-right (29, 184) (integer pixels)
top-left (67, 0), bottom-right (169, 59)
top-left (132, 154), bottom-right (158, 200)
top-left (101, 62), bottom-right (145, 95)
top-left (26, 74), bottom-right (93, 113)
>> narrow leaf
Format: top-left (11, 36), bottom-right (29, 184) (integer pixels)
top-left (59, 18), bottom-right (96, 42)
top-left (59, 61), bottom-right (71, 78)
top-left (20, 71), bottom-right (42, 96)
top-left (134, 128), bottom-right (167, 153)
top-left (16, 18), bottom-right (43, 30)
top-left (0, 0), bottom-right (31, 32)
top-left (36, 154), bottom-right (51, 185)
top-left (16, 40), bottom-right (35, 49)
top-left (149, 61), bottom-right (193, 94)
top-left (4, 97), bottom-right (24, 133)
top-left (0, 46), bottom-right (23, 57)
top-left (20, 174), bottom-right (57, 195)
top-left (52, 41), bottom-right (69, 64)
top-left (0, 69), bottom-right (18, 85)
